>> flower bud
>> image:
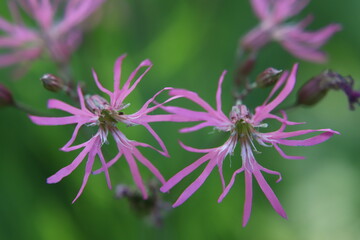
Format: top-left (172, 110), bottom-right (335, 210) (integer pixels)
top-left (85, 94), bottom-right (110, 112)
top-left (40, 74), bottom-right (64, 92)
top-left (297, 70), bottom-right (360, 109)
top-left (0, 84), bottom-right (14, 107)
top-left (256, 68), bottom-right (282, 88)
top-left (296, 74), bottom-right (329, 106)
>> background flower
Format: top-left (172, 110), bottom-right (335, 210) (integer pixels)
top-left (242, 0), bottom-right (341, 62)
top-left (0, 0), bottom-right (105, 68)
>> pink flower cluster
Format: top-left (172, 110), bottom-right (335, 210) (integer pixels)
top-left (25, 0), bottom-right (342, 226)
top-left (0, 0), bottom-right (105, 67)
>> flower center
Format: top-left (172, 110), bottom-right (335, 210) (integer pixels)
top-left (234, 119), bottom-right (253, 139)
top-left (85, 94), bottom-right (129, 127)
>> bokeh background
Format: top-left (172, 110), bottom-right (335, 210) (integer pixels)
top-left (1, 0), bottom-right (360, 239)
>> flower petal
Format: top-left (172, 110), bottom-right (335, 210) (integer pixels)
top-left (172, 158), bottom-right (217, 207)
top-left (218, 167), bottom-right (244, 203)
top-left (242, 170), bottom-right (254, 227)
top-left (273, 143), bottom-right (305, 160)
top-left (253, 169), bottom-right (287, 219)
top-left (133, 147), bottom-right (165, 184)
top-left (216, 71), bottom-right (227, 113)
top-left (123, 148), bottom-right (148, 199)
top-left (29, 116), bottom-right (80, 125)
top-left (160, 152), bottom-right (213, 193)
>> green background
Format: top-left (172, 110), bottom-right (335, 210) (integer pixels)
top-left (1, 0), bottom-right (359, 239)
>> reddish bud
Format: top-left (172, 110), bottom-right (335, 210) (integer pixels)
top-left (0, 84), bottom-right (14, 107)
top-left (296, 75), bottom-right (329, 106)
top-left (40, 74), bottom-right (64, 92)
top-left (256, 67), bottom-right (283, 88)
top-left (296, 69), bottom-right (360, 109)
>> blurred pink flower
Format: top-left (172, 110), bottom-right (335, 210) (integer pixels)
top-left (242, 0), bottom-right (341, 62)
top-left (0, 0), bottom-right (105, 67)
top-left (160, 64), bottom-right (339, 226)
top-left (30, 55), bottom-right (178, 202)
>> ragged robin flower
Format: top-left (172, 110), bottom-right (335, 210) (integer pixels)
top-left (29, 54), bottom-right (179, 202)
top-left (160, 64), bottom-right (338, 226)
top-left (0, 0), bottom-right (105, 68)
top-left (242, 0), bottom-right (341, 62)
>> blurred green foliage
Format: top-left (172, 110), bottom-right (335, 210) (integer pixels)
top-left (0, 0), bottom-right (360, 239)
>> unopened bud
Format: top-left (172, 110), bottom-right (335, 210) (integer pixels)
top-left (85, 94), bottom-right (110, 112)
top-left (297, 75), bottom-right (329, 106)
top-left (0, 84), bottom-right (14, 107)
top-left (297, 69), bottom-right (360, 109)
top-left (256, 68), bottom-right (283, 88)
top-left (40, 74), bottom-right (63, 92)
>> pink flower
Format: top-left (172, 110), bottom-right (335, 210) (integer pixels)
top-left (160, 64), bottom-right (339, 226)
top-left (242, 0), bottom-right (341, 62)
top-left (30, 55), bottom-right (178, 202)
top-left (0, 0), bottom-right (105, 67)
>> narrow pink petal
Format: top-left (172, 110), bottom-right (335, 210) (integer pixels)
top-left (0, 37), bottom-right (29, 47)
top-left (72, 147), bottom-right (97, 203)
top-left (115, 59), bottom-right (152, 105)
top-left (179, 141), bottom-right (214, 153)
top-left (276, 131), bottom-right (338, 146)
top-left (155, 105), bottom-right (214, 122)
top-left (98, 149), bottom-right (112, 189)
top-left (254, 64), bottom-right (298, 124)
top-left (265, 63), bottom-right (297, 111)
top-left (172, 159), bottom-right (217, 207)
top-left (47, 138), bottom-right (96, 184)
top-left (217, 161), bottom-right (225, 190)
top-left (160, 152), bottom-right (213, 193)
top-left (29, 116), bottom-right (79, 125)
top-left (269, 128), bottom-right (339, 139)
top-left (77, 85), bottom-right (87, 111)
top-left (273, 0), bottom-right (309, 23)
top-left (93, 152), bottom-right (122, 175)
top-left (0, 17), bottom-right (14, 32)
top-left (92, 69), bottom-right (113, 97)
top-left (123, 148), bottom-right (148, 199)
top-left (61, 139), bottom-right (90, 152)
top-left (258, 165), bottom-right (283, 183)
top-left (241, 27), bottom-right (272, 50)
top-left (250, 0), bottom-right (270, 20)
top-left (262, 71), bottom-right (288, 106)
top-left (141, 123), bottom-right (169, 157)
top-left (61, 122), bottom-right (86, 150)
top-left (216, 71), bottom-right (227, 113)
top-left (288, 24), bottom-right (341, 47)
top-left (266, 113), bottom-right (305, 129)
top-left (130, 87), bottom-right (174, 117)
top-left (8, 1), bottom-right (23, 25)
top-left (273, 143), bottom-right (305, 160)
top-left (242, 170), bottom-right (253, 227)
top-left (218, 167), bottom-right (244, 202)
top-left (133, 148), bottom-right (165, 184)
top-left (55, 0), bottom-right (105, 36)
top-left (134, 141), bottom-right (169, 157)
top-left (281, 40), bottom-right (327, 62)
top-left (0, 48), bottom-right (41, 67)
top-left (179, 122), bottom-right (212, 133)
top-left (169, 89), bottom-right (218, 116)
top-left (253, 169), bottom-right (287, 219)
top-left (113, 54), bottom-right (127, 94)
top-left (48, 99), bottom-right (85, 116)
